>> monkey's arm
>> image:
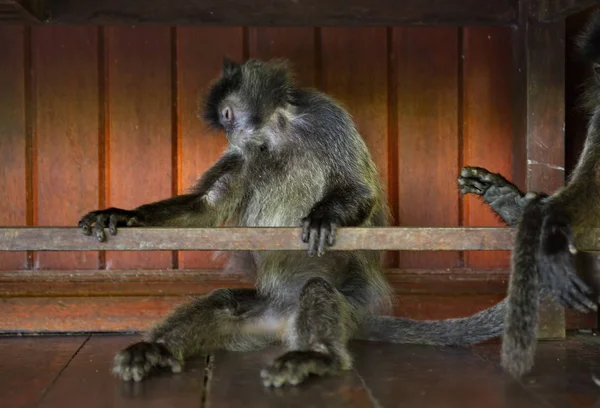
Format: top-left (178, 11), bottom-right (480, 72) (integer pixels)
top-left (78, 152), bottom-right (243, 241)
top-left (302, 183), bottom-right (375, 257)
top-left (458, 166), bottom-right (529, 227)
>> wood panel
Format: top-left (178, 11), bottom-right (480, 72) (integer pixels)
top-left (0, 26), bottom-right (27, 270)
top-left (177, 27), bottom-right (243, 269)
top-left (0, 336), bottom-right (88, 408)
top-left (462, 27), bottom-right (513, 268)
top-left (32, 26), bottom-right (100, 270)
top-left (248, 27), bottom-right (316, 87)
top-left (394, 27), bottom-right (461, 269)
top-left (105, 27), bottom-right (173, 270)
top-left (38, 335), bottom-right (207, 408)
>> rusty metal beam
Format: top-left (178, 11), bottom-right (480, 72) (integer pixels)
top-left (0, 227), bottom-right (517, 251)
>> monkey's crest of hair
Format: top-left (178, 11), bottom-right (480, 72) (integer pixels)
top-left (202, 58), bottom-right (297, 130)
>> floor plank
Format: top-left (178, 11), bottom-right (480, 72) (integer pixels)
top-left (474, 335), bottom-right (600, 408)
top-left (0, 335), bottom-right (87, 408)
top-left (206, 347), bottom-right (375, 408)
top-left (351, 341), bottom-right (548, 408)
top-left (37, 335), bottom-right (207, 408)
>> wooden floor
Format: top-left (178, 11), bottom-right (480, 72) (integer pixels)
top-left (3, 334), bottom-right (600, 408)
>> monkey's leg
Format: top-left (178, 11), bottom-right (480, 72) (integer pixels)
top-left (458, 166), bottom-right (530, 226)
top-left (114, 288), bottom-right (275, 382)
top-left (261, 277), bottom-right (354, 387)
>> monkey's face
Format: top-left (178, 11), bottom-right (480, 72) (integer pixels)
top-left (217, 96), bottom-right (269, 149)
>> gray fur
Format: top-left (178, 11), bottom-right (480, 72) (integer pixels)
top-left (79, 58), bottom-right (504, 387)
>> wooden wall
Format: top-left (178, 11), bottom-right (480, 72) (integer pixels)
top-left (0, 24), bottom-right (591, 331)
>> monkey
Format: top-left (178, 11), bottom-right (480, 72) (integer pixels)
top-left (456, 10), bottom-right (600, 378)
top-left (78, 58), bottom-right (507, 388)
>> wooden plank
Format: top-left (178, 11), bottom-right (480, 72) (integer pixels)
top-left (512, 13), bottom-right (567, 339)
top-left (394, 28), bottom-right (461, 269)
top-left (46, 0), bottom-right (516, 26)
top-left (38, 335), bottom-right (207, 408)
top-left (248, 27), bottom-right (316, 87)
top-left (0, 227), bottom-right (518, 251)
top-left (0, 268), bottom-right (508, 297)
top-left (462, 27), bottom-right (513, 269)
top-left (105, 27), bottom-right (173, 270)
top-left (32, 26), bottom-right (100, 270)
top-left (207, 348), bottom-right (374, 407)
top-left (0, 0), bottom-right (44, 23)
top-left (0, 335), bottom-right (87, 408)
top-left (0, 26), bottom-right (27, 270)
top-left (351, 341), bottom-right (547, 408)
top-left (177, 27), bottom-right (243, 270)
top-left (533, 0), bottom-right (600, 22)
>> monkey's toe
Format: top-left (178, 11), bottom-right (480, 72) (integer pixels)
top-left (112, 341), bottom-right (182, 382)
top-left (261, 350), bottom-right (339, 387)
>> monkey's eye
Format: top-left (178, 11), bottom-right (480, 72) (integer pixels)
top-left (222, 106), bottom-right (234, 123)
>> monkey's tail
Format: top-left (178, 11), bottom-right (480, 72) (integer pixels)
top-left (354, 298), bottom-right (506, 346)
top-left (500, 195), bottom-right (547, 377)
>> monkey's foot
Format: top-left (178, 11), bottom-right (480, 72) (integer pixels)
top-left (301, 213), bottom-right (337, 257)
top-left (113, 341), bottom-right (183, 382)
top-left (458, 166), bottom-right (520, 198)
top-left (260, 350), bottom-right (340, 387)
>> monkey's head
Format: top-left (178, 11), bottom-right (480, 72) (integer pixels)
top-left (202, 58), bottom-right (297, 150)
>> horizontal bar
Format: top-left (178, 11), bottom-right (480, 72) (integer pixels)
top-left (43, 0), bottom-right (516, 26)
top-left (0, 227), bottom-right (517, 251)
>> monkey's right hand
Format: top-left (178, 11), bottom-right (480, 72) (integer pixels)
top-left (78, 207), bottom-right (143, 242)
top-left (113, 341), bottom-right (182, 382)
top-left (539, 212), bottom-right (597, 313)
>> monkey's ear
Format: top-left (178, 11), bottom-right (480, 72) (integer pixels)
top-left (222, 57), bottom-right (239, 76)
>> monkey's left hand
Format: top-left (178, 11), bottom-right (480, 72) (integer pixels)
top-left (301, 211), bottom-right (337, 257)
top-left (539, 212), bottom-right (597, 313)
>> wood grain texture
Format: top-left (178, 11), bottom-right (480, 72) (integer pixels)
top-left (462, 27), bottom-right (513, 268)
top-left (0, 26), bottom-right (27, 270)
top-left (38, 335), bottom-right (207, 408)
top-left (105, 26), bottom-right (173, 270)
top-left (394, 27), bottom-right (461, 269)
top-left (207, 348), bottom-right (374, 407)
top-left (248, 27), bottom-right (316, 87)
top-left (177, 27), bottom-right (243, 269)
top-left (32, 26), bottom-right (100, 270)
top-left (0, 336), bottom-right (87, 408)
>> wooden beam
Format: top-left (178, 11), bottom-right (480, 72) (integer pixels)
top-left (532, 0), bottom-right (599, 22)
top-left (0, 0), bottom-right (45, 23)
top-left (512, 0), bottom-right (567, 339)
top-left (42, 0), bottom-right (517, 26)
top-left (0, 227), bottom-right (516, 251)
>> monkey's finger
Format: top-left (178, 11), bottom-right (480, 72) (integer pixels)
top-left (307, 227), bottom-right (318, 257)
top-left (560, 291), bottom-right (593, 313)
top-left (301, 218), bottom-right (311, 243)
top-left (317, 225), bottom-right (328, 257)
top-left (328, 223), bottom-right (337, 246)
top-left (94, 214), bottom-right (108, 242)
top-left (566, 269), bottom-right (594, 295)
top-left (109, 214), bottom-right (119, 235)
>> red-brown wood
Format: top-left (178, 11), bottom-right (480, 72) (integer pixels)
top-left (462, 27), bottom-right (513, 268)
top-left (248, 27), bottom-right (317, 87)
top-left (32, 26), bottom-right (100, 270)
top-left (105, 27), bottom-right (173, 270)
top-left (37, 335), bottom-right (207, 408)
top-left (0, 26), bottom-right (27, 270)
top-left (394, 27), bottom-right (461, 269)
top-left (0, 336), bottom-right (87, 408)
top-left (177, 27), bottom-right (243, 269)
